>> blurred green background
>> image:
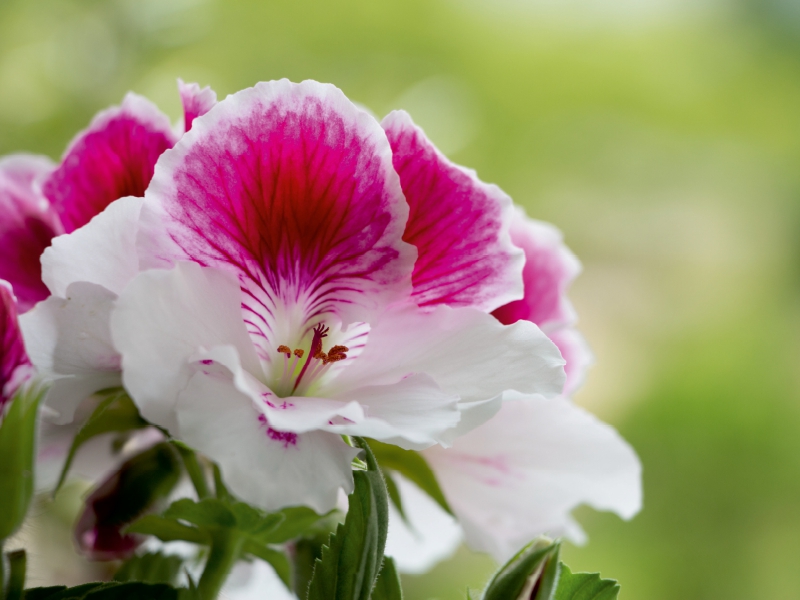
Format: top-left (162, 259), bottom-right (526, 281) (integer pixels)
top-left (2, 0), bottom-right (800, 597)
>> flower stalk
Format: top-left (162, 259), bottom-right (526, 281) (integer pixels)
top-left (196, 530), bottom-right (244, 600)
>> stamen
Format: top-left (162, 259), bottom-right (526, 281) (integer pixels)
top-left (293, 348), bottom-right (304, 358)
top-left (277, 345), bottom-right (291, 357)
top-left (293, 324), bottom-right (329, 393)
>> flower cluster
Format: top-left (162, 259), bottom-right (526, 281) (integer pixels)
top-left (0, 78), bottom-right (641, 596)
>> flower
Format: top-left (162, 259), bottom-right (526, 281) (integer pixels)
top-left (32, 79), bottom-right (566, 513)
top-left (386, 210), bottom-right (642, 569)
top-left (1, 280), bottom-right (32, 408)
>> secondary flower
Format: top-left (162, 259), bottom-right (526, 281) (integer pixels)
top-left (386, 211), bottom-right (642, 569)
top-left (1, 280), bottom-right (32, 408)
top-left (33, 79), bottom-right (565, 513)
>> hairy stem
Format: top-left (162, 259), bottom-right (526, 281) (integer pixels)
top-left (197, 531), bottom-right (244, 600)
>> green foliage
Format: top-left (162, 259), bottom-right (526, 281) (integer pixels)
top-left (306, 438), bottom-right (389, 600)
top-left (6, 549), bottom-right (27, 600)
top-left (553, 565), bottom-right (619, 600)
top-left (113, 552), bottom-right (184, 586)
top-left (55, 390), bottom-right (148, 494)
top-left (368, 439), bottom-right (452, 517)
top-left (481, 539), bottom-right (560, 600)
top-left (22, 582), bottom-right (178, 599)
top-left (0, 385), bottom-right (44, 541)
top-left (372, 557), bottom-right (403, 600)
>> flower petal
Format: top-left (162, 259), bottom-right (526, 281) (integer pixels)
top-left (110, 262), bottom-right (263, 432)
top-left (548, 327), bottom-right (593, 397)
top-left (328, 304), bottom-right (566, 405)
top-left (42, 196), bottom-right (144, 298)
top-left (423, 392), bottom-right (642, 562)
top-left (0, 155), bottom-right (59, 312)
top-left (19, 282), bottom-right (122, 423)
top-left (492, 211), bottom-right (581, 330)
top-left (43, 93), bottom-right (176, 233)
top-left (382, 110), bottom-right (524, 312)
top-left (138, 80), bottom-right (415, 361)
top-left (1, 280), bottom-right (31, 406)
top-left (176, 370), bottom-right (358, 513)
top-left (178, 79), bottom-right (217, 132)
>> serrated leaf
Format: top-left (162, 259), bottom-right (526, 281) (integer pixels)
top-left (371, 557), bottom-right (403, 600)
top-left (368, 440), bottom-right (452, 517)
top-left (306, 438), bottom-right (389, 600)
top-left (113, 552), bottom-right (184, 585)
top-left (126, 515), bottom-right (208, 545)
top-left (23, 582), bottom-right (178, 600)
top-left (481, 539), bottom-right (559, 600)
top-left (554, 565), bottom-right (620, 600)
top-left (163, 498), bottom-right (236, 529)
top-left (55, 390), bottom-right (148, 494)
top-left (0, 384), bottom-right (43, 539)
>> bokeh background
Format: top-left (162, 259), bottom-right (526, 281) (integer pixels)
top-left (2, 0), bottom-right (800, 597)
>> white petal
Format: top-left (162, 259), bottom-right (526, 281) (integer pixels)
top-left (42, 196), bottom-right (143, 297)
top-left (384, 474), bottom-right (462, 574)
top-left (328, 304), bottom-right (565, 404)
top-left (424, 393), bottom-right (642, 562)
top-left (176, 370), bottom-right (357, 513)
top-left (110, 262), bottom-right (261, 432)
top-left (20, 281), bottom-right (122, 423)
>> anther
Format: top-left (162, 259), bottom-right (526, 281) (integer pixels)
top-left (277, 345), bottom-right (291, 357)
top-left (293, 348), bottom-right (304, 358)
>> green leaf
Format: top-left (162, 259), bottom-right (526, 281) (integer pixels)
top-left (481, 539), bottom-right (559, 600)
top-left (170, 442), bottom-right (210, 500)
top-left (533, 545), bottom-right (561, 600)
top-left (382, 471), bottom-right (405, 522)
top-left (114, 552), bottom-right (184, 585)
top-left (163, 498), bottom-right (237, 529)
top-left (554, 564), bottom-right (620, 600)
top-left (367, 439), bottom-right (452, 516)
top-left (242, 543), bottom-right (292, 589)
top-left (263, 506), bottom-right (329, 544)
top-left (126, 515), bottom-right (208, 545)
top-left (306, 437), bottom-right (389, 600)
top-left (230, 502), bottom-right (284, 536)
top-left (23, 582), bottom-right (178, 600)
top-left (371, 557), bottom-right (403, 600)
top-left (55, 390), bottom-right (148, 494)
top-left (0, 384), bottom-right (44, 540)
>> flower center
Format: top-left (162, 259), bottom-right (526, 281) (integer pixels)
top-left (274, 323), bottom-right (348, 396)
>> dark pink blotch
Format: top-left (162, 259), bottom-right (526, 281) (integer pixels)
top-left (43, 95), bottom-right (176, 233)
top-left (0, 282), bottom-right (31, 408)
top-left (0, 157), bottom-right (60, 312)
top-left (383, 111), bottom-right (518, 310)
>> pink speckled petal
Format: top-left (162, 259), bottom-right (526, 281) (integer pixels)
top-left (43, 93), bottom-right (176, 233)
top-left (0, 280), bottom-right (31, 406)
top-left (178, 79), bottom-right (217, 132)
top-left (140, 80), bottom-right (415, 361)
top-left (0, 155), bottom-right (60, 312)
top-left (382, 110), bottom-right (523, 312)
top-left (492, 211), bottom-right (581, 330)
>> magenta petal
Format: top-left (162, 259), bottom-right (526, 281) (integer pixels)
top-left (1, 281), bottom-right (31, 407)
top-left (43, 93), bottom-right (177, 233)
top-left (492, 214), bottom-right (580, 329)
top-left (382, 111), bottom-right (523, 312)
top-left (141, 80), bottom-right (415, 354)
top-left (178, 79), bottom-right (217, 132)
top-left (0, 155), bottom-right (60, 312)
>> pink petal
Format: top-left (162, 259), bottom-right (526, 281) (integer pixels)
top-left (548, 327), bottom-right (593, 397)
top-left (0, 280), bottom-right (31, 406)
top-left (382, 111), bottom-right (524, 312)
top-left (178, 79), bottom-right (217, 132)
top-left (43, 93), bottom-right (176, 233)
top-left (0, 155), bottom-right (60, 312)
top-left (492, 212), bottom-right (581, 329)
top-left (140, 80), bottom-right (415, 359)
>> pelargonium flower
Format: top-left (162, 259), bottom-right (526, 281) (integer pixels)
top-left (1, 280), bottom-right (32, 408)
top-left (385, 210), bottom-right (642, 570)
top-left (30, 79), bottom-right (566, 513)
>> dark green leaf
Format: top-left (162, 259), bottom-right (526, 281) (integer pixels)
top-left (7, 549), bottom-right (27, 600)
top-left (241, 543), bottom-right (292, 589)
top-left (23, 582), bottom-right (178, 600)
top-left (0, 385), bottom-right (44, 539)
top-left (382, 471), bottom-right (405, 523)
top-left (24, 583), bottom-right (105, 599)
top-left (230, 502), bottom-right (284, 536)
top-left (306, 438), bottom-right (389, 600)
top-left (56, 390), bottom-right (148, 494)
top-left (114, 552), bottom-right (184, 585)
top-left (371, 557), bottom-right (403, 600)
top-left (126, 515), bottom-right (208, 545)
top-left (264, 506), bottom-right (328, 544)
top-left (554, 564), bottom-right (620, 600)
top-left (482, 539), bottom-right (559, 600)
top-left (163, 498), bottom-right (236, 529)
top-left (533, 545), bottom-right (561, 600)
top-left (368, 440), bottom-right (452, 516)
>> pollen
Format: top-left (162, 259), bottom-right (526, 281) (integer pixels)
top-left (293, 348), bottom-right (304, 358)
top-left (277, 345), bottom-right (291, 357)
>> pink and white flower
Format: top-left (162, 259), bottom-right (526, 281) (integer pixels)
top-left (1, 280), bottom-right (33, 408)
top-left (31, 79), bottom-right (565, 513)
top-left (386, 210), bottom-right (642, 569)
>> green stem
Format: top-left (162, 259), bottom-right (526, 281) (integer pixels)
top-left (1, 540), bottom-right (5, 599)
top-left (197, 531), bottom-right (243, 600)
top-left (5, 550), bottom-right (25, 600)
